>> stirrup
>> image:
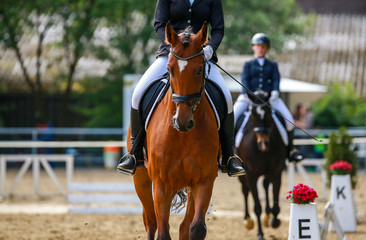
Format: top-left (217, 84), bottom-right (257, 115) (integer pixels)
top-left (289, 149), bottom-right (304, 163)
top-left (117, 153), bottom-right (137, 176)
top-left (227, 155), bottom-right (246, 177)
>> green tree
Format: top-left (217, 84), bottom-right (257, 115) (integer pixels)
top-left (74, 1), bottom-right (157, 128)
top-left (0, 0), bottom-right (130, 126)
top-left (0, 1), bottom-right (60, 123)
top-left (221, 0), bottom-right (306, 54)
top-left (311, 82), bottom-right (366, 128)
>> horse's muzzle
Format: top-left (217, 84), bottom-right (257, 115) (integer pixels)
top-left (257, 139), bottom-right (269, 152)
top-left (254, 130), bottom-right (270, 152)
top-left (173, 116), bottom-right (195, 132)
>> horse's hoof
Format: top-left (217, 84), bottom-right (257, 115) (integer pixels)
top-left (189, 221), bottom-right (207, 240)
top-left (262, 214), bottom-right (270, 227)
top-left (270, 218), bottom-right (281, 228)
top-left (257, 234), bottom-right (265, 240)
top-left (244, 218), bottom-right (254, 230)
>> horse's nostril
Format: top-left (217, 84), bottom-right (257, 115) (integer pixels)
top-left (173, 118), bottom-right (179, 128)
top-left (186, 120), bottom-right (195, 130)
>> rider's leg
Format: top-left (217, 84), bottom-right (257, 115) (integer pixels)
top-left (117, 107), bottom-right (145, 175)
top-left (233, 93), bottom-right (250, 125)
top-left (270, 97), bottom-right (304, 163)
top-left (207, 61), bottom-right (246, 177)
top-left (233, 93), bottom-right (250, 136)
top-left (117, 56), bottom-right (168, 175)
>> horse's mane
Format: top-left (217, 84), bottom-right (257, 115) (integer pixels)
top-left (180, 27), bottom-right (193, 48)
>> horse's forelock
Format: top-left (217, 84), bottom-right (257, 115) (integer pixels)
top-left (181, 27), bottom-right (192, 48)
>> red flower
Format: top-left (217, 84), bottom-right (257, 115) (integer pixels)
top-left (329, 160), bottom-right (352, 175)
top-left (286, 183), bottom-right (318, 205)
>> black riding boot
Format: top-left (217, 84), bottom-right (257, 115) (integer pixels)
top-left (219, 112), bottom-right (246, 177)
top-left (287, 130), bottom-right (304, 163)
top-left (117, 108), bottom-right (145, 175)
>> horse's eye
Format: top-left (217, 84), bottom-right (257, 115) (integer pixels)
top-left (167, 67), bottom-right (173, 76)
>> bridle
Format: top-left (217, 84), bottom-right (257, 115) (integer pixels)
top-left (249, 97), bottom-right (273, 137)
top-left (169, 49), bottom-right (207, 112)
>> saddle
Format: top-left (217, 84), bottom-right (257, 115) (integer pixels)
top-left (139, 74), bottom-right (227, 130)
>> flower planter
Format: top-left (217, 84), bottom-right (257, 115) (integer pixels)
top-left (329, 174), bottom-right (356, 232)
top-left (288, 203), bottom-right (320, 240)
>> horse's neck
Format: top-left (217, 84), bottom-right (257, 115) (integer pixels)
top-left (248, 111), bottom-right (273, 129)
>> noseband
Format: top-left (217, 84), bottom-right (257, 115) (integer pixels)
top-left (169, 49), bottom-right (206, 112)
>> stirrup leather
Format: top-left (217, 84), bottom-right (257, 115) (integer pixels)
top-left (219, 157), bottom-right (228, 173)
top-left (117, 153), bottom-right (137, 176)
top-left (220, 164), bottom-right (228, 173)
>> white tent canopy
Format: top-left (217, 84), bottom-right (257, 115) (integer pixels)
top-left (279, 78), bottom-right (327, 93)
top-left (224, 76), bottom-right (327, 93)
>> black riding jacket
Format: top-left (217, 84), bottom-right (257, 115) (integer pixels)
top-left (241, 58), bottom-right (280, 93)
top-left (154, 0), bottom-right (224, 62)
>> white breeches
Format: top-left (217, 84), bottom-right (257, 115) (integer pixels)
top-left (233, 93), bottom-right (294, 131)
top-left (131, 56), bottom-right (233, 113)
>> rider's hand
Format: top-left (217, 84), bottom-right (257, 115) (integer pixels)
top-left (203, 45), bottom-right (213, 61)
top-left (270, 90), bottom-right (279, 102)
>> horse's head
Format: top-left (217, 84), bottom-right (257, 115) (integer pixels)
top-left (165, 22), bottom-right (208, 132)
top-left (248, 90), bottom-right (273, 152)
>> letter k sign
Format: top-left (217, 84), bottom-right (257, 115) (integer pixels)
top-left (336, 186), bottom-right (346, 199)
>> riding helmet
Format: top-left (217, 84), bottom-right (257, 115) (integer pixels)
top-left (251, 33), bottom-right (270, 47)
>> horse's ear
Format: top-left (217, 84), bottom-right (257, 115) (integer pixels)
top-left (165, 22), bottom-right (178, 46)
top-left (195, 22), bottom-right (209, 46)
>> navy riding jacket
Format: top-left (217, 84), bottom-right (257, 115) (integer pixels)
top-left (154, 0), bottom-right (224, 62)
top-left (241, 58), bottom-right (280, 93)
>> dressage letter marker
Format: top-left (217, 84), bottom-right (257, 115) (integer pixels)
top-left (329, 174), bottom-right (357, 232)
top-left (288, 203), bottom-right (320, 240)
top-left (298, 219), bottom-right (311, 239)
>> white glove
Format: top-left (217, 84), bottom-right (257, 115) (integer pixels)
top-left (270, 90), bottom-right (279, 101)
top-left (203, 45), bottom-right (213, 60)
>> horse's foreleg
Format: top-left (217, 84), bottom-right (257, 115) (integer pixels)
top-left (248, 177), bottom-right (264, 240)
top-left (179, 189), bottom-right (195, 240)
top-left (262, 177), bottom-right (271, 227)
top-left (154, 185), bottom-right (175, 240)
top-left (189, 180), bottom-right (214, 240)
top-left (239, 176), bottom-right (254, 230)
top-left (133, 168), bottom-right (156, 240)
top-left (270, 175), bottom-right (281, 228)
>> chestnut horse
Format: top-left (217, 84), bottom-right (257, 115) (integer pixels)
top-left (130, 22), bottom-right (219, 240)
top-left (236, 91), bottom-right (287, 240)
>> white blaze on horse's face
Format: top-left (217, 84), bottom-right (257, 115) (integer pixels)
top-left (256, 106), bottom-right (265, 120)
top-left (178, 60), bottom-right (188, 73)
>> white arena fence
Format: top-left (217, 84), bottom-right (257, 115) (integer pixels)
top-left (0, 154), bottom-right (73, 197)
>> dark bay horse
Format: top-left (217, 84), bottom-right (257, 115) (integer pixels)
top-left (236, 91), bottom-right (287, 240)
top-left (130, 22), bottom-right (219, 240)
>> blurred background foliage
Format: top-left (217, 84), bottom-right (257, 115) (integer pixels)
top-left (0, 0), bottom-right (329, 128)
top-left (311, 82), bottom-right (366, 128)
top-left (323, 126), bottom-right (359, 188)
top-left (221, 0), bottom-right (308, 54)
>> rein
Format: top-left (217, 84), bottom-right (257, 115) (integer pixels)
top-left (169, 49), bottom-right (206, 112)
top-left (213, 62), bottom-right (322, 143)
